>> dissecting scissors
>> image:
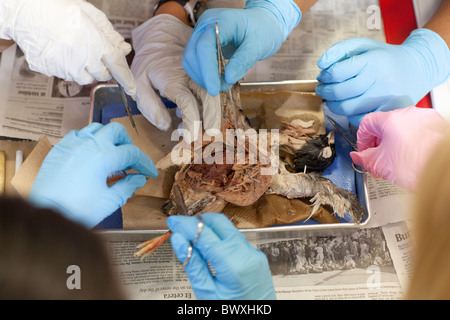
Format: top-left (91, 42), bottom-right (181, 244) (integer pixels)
top-left (326, 115), bottom-right (367, 174)
top-left (117, 82), bottom-right (138, 135)
top-left (173, 185), bottom-right (205, 268)
top-left (174, 184), bottom-right (189, 215)
top-left (215, 23), bottom-right (239, 130)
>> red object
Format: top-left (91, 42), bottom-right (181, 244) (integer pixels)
top-left (379, 0), bottom-right (432, 108)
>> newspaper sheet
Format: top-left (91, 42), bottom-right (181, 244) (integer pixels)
top-left (0, 45), bottom-right (94, 144)
top-left (244, 0), bottom-right (386, 82)
top-left (364, 175), bottom-right (414, 227)
top-left (100, 218), bottom-right (413, 300)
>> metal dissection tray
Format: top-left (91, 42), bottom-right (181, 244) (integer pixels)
top-left (90, 80), bottom-right (371, 232)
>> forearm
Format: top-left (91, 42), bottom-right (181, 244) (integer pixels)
top-left (154, 0), bottom-right (318, 25)
top-left (424, 0), bottom-right (450, 48)
top-left (154, 1), bottom-right (190, 26)
top-left (0, 39), bottom-right (14, 51)
top-left (293, 0), bottom-right (318, 14)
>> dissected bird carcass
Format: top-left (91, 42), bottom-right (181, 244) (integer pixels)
top-left (161, 120), bottom-right (274, 216)
top-left (158, 84), bottom-right (365, 225)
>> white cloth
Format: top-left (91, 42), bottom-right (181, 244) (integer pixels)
top-left (0, 0), bottom-right (136, 97)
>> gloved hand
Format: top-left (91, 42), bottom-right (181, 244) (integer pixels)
top-left (0, 0), bottom-right (136, 97)
top-left (131, 14), bottom-right (220, 142)
top-left (28, 122), bottom-right (158, 228)
top-left (168, 213), bottom-right (276, 300)
top-left (182, 0), bottom-right (301, 96)
top-left (316, 28), bottom-right (450, 126)
top-left (350, 106), bottom-right (450, 191)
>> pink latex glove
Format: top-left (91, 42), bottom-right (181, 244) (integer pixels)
top-left (350, 106), bottom-right (450, 191)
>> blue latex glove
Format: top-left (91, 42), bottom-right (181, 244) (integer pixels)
top-left (316, 28), bottom-right (450, 126)
top-left (168, 213), bottom-right (276, 300)
top-left (182, 0), bottom-right (301, 96)
top-left (28, 122), bottom-right (158, 228)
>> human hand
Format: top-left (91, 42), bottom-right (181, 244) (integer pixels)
top-left (0, 0), bottom-right (136, 97)
top-left (182, 0), bottom-right (301, 96)
top-left (168, 213), bottom-right (276, 300)
top-left (131, 14), bottom-right (220, 142)
top-left (350, 106), bottom-right (450, 191)
top-left (28, 122), bottom-right (157, 228)
top-left (316, 29), bottom-right (450, 126)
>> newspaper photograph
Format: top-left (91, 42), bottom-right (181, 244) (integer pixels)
top-left (257, 225), bottom-right (404, 300)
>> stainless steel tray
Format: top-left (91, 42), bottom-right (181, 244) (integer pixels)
top-left (90, 81), bottom-right (371, 233)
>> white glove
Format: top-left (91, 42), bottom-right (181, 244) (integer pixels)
top-left (131, 14), bottom-right (221, 142)
top-left (0, 0), bottom-right (136, 97)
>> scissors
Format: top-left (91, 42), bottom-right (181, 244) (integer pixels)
top-left (117, 83), bottom-right (138, 135)
top-left (173, 184), bottom-right (189, 215)
top-left (215, 23), bottom-right (239, 130)
top-left (326, 115), bottom-right (367, 174)
top-left (173, 185), bottom-right (204, 268)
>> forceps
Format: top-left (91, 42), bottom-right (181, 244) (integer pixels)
top-left (117, 83), bottom-right (138, 135)
top-left (215, 23), bottom-right (239, 130)
top-left (174, 185), bottom-right (204, 268)
top-left (326, 115), bottom-right (367, 174)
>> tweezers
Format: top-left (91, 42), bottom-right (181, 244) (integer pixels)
top-left (174, 185), bottom-right (188, 215)
top-left (216, 23), bottom-right (239, 130)
top-left (174, 185), bottom-right (204, 268)
top-left (118, 83), bottom-right (138, 135)
top-left (326, 115), bottom-right (358, 151)
top-left (326, 115), bottom-right (367, 174)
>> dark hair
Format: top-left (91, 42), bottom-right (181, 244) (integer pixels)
top-left (0, 197), bottom-right (125, 299)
